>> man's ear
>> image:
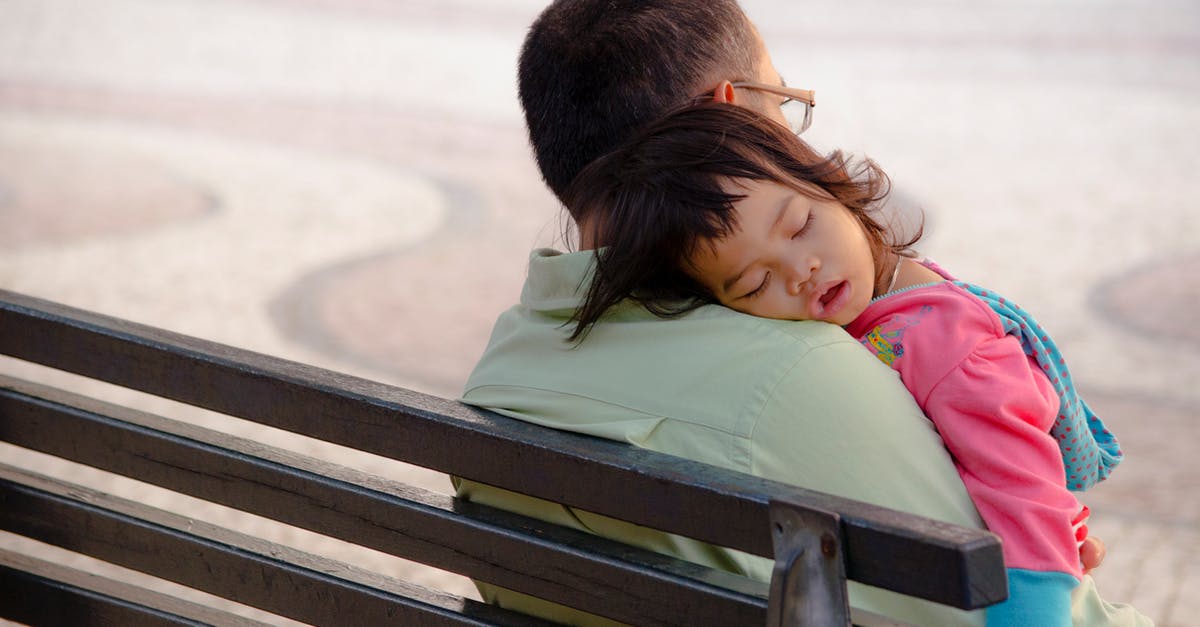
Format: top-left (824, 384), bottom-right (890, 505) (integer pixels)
top-left (711, 81), bottom-right (737, 103)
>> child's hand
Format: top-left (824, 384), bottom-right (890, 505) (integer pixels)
top-left (1080, 536), bottom-right (1106, 575)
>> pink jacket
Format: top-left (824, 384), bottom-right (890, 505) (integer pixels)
top-left (845, 279), bottom-right (1084, 625)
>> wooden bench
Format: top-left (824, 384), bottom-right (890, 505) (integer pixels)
top-left (0, 289), bottom-right (1007, 626)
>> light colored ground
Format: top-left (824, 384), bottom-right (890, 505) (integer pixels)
top-left (1, 0), bottom-right (1197, 624)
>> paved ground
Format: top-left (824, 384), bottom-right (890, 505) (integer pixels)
top-left (0, 0), bottom-right (1196, 624)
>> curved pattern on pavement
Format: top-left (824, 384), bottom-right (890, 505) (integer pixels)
top-left (268, 171), bottom-right (509, 394)
top-left (0, 80), bottom-right (556, 396)
top-left (0, 134), bottom-right (217, 248)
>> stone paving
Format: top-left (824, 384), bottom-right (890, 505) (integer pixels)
top-left (0, 0), bottom-right (1197, 624)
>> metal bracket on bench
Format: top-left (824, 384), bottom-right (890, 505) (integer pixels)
top-left (767, 499), bottom-right (850, 626)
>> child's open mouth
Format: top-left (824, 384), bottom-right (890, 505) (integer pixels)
top-left (811, 280), bottom-right (851, 320)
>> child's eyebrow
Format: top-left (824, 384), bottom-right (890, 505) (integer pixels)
top-left (720, 192), bottom-right (792, 295)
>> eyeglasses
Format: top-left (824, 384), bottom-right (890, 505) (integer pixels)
top-left (730, 81), bottom-right (815, 136)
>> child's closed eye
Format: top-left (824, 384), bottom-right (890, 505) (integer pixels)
top-left (743, 272), bottom-right (770, 300)
top-left (792, 211), bottom-right (815, 239)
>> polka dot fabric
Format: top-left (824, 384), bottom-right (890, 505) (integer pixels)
top-left (954, 281), bottom-right (1124, 491)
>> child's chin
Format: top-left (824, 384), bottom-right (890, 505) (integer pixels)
top-left (831, 305), bottom-right (868, 327)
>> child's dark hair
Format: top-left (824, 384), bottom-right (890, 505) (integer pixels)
top-left (562, 102), bottom-right (920, 342)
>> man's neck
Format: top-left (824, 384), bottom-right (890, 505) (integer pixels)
top-left (576, 217), bottom-right (598, 250)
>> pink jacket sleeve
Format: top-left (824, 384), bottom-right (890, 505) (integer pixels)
top-left (850, 284), bottom-right (1085, 578)
top-left (922, 332), bottom-right (1084, 578)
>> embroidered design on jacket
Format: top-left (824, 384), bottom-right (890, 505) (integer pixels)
top-left (859, 305), bottom-right (933, 367)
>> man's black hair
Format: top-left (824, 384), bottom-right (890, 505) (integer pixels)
top-left (518, 0), bottom-right (759, 202)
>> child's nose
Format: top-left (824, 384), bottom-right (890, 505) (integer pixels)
top-left (785, 256), bottom-right (820, 295)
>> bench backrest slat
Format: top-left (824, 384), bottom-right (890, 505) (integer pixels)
top-left (0, 566), bottom-right (206, 627)
top-left (0, 289), bottom-right (1006, 613)
top-left (0, 464), bottom-right (552, 627)
top-left (0, 548), bottom-right (271, 627)
top-left (0, 374), bottom-right (768, 626)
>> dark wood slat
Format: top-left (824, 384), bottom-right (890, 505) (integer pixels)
top-left (0, 374), bottom-right (768, 626)
top-left (0, 548), bottom-right (271, 627)
top-left (0, 566), bottom-right (203, 627)
top-left (0, 465), bottom-right (552, 627)
top-left (0, 289), bottom-right (1006, 609)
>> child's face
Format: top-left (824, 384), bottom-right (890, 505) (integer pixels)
top-left (687, 178), bottom-right (877, 326)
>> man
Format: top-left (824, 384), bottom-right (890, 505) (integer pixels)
top-left (457, 1), bottom-right (1149, 624)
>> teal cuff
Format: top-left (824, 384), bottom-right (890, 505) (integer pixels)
top-left (986, 568), bottom-right (1076, 627)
